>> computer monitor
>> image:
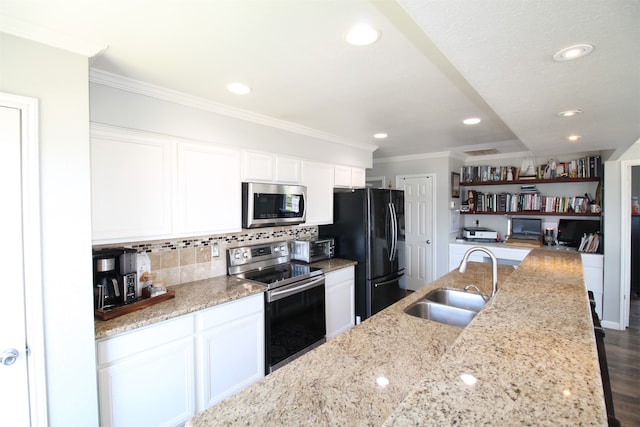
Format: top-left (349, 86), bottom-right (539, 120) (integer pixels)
top-left (557, 219), bottom-right (600, 247)
top-left (511, 217), bottom-right (542, 236)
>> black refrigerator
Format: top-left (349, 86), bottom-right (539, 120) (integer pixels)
top-left (319, 188), bottom-right (406, 321)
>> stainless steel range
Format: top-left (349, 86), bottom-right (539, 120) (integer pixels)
top-left (228, 241), bottom-right (326, 374)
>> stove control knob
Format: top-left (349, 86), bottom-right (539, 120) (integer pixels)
top-left (280, 245), bottom-right (286, 252)
top-left (242, 252), bottom-right (249, 259)
top-left (233, 252), bottom-right (240, 259)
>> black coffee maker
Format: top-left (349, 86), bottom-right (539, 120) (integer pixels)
top-left (93, 248), bottom-right (138, 310)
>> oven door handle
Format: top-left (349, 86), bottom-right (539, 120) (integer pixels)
top-left (267, 276), bottom-right (325, 302)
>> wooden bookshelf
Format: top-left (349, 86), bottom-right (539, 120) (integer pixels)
top-left (460, 177), bottom-right (600, 186)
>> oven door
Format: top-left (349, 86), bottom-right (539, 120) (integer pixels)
top-left (265, 275), bottom-right (326, 373)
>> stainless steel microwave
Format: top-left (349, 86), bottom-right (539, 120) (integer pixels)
top-left (242, 182), bottom-right (307, 228)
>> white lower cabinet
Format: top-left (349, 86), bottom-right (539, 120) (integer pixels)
top-left (195, 293), bottom-right (264, 410)
top-left (325, 266), bottom-right (355, 340)
top-left (448, 243), bottom-right (530, 271)
top-left (96, 294), bottom-right (265, 427)
top-left (581, 253), bottom-right (604, 319)
top-left (96, 316), bottom-right (195, 427)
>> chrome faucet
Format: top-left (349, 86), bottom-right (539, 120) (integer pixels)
top-left (458, 246), bottom-right (498, 297)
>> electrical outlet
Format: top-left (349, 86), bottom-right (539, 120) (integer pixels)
top-left (211, 242), bottom-right (219, 258)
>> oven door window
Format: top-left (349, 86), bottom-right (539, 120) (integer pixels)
top-left (266, 282), bottom-right (325, 370)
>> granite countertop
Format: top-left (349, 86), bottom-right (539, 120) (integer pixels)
top-left (95, 258), bottom-right (357, 339)
top-left (94, 275), bottom-right (266, 339)
top-left (310, 258), bottom-right (357, 273)
top-left (187, 249), bottom-right (606, 426)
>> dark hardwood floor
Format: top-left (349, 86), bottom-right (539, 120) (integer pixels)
top-left (605, 298), bottom-right (640, 426)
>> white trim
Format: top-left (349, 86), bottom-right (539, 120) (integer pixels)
top-left (89, 68), bottom-right (378, 153)
top-left (620, 159), bottom-right (640, 329)
top-left (0, 92), bottom-right (47, 426)
top-left (0, 13), bottom-right (107, 57)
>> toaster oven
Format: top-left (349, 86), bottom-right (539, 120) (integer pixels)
top-left (290, 238), bottom-right (334, 263)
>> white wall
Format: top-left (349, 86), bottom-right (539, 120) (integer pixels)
top-left (369, 153), bottom-right (459, 279)
top-left (0, 34), bottom-right (99, 425)
top-left (89, 82), bottom-right (374, 169)
top-left (603, 141), bottom-right (640, 328)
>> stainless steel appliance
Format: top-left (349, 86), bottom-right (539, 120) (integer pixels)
top-left (93, 247), bottom-right (138, 310)
top-left (290, 238), bottom-right (334, 263)
top-left (319, 188), bottom-right (407, 321)
top-left (242, 182), bottom-right (307, 228)
top-left (227, 241), bottom-right (325, 374)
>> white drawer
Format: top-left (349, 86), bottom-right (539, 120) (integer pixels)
top-left (96, 315), bottom-right (194, 366)
top-left (196, 293), bottom-right (264, 332)
top-left (325, 266), bottom-right (354, 286)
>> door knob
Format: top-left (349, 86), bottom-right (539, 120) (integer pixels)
top-left (426, 240), bottom-right (431, 244)
top-left (1, 349), bottom-right (18, 366)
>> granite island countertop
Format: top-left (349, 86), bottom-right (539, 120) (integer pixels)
top-left (95, 258), bottom-right (357, 340)
top-left (187, 249), bottom-right (606, 426)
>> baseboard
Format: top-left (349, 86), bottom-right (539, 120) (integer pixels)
top-left (601, 320), bottom-right (623, 330)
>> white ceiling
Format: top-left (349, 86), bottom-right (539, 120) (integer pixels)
top-left (2, 0), bottom-right (638, 160)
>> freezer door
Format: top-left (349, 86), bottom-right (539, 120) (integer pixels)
top-left (368, 189), bottom-right (397, 279)
top-left (367, 270), bottom-right (407, 317)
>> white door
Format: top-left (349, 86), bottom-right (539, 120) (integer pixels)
top-left (0, 105), bottom-right (31, 425)
top-left (398, 175), bottom-right (435, 291)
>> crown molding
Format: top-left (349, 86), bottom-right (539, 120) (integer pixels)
top-left (89, 68), bottom-right (378, 153)
top-left (0, 14), bottom-right (107, 57)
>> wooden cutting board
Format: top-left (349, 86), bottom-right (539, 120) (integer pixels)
top-left (95, 290), bottom-right (175, 321)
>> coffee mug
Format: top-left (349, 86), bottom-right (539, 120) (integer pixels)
top-left (590, 204), bottom-right (601, 214)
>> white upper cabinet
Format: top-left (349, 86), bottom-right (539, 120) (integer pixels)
top-left (91, 125), bottom-right (243, 244)
top-left (242, 151), bottom-right (301, 184)
top-left (334, 165), bottom-right (366, 188)
top-left (302, 161), bottom-right (334, 225)
top-left (91, 126), bottom-right (174, 243)
top-left (177, 142), bottom-right (241, 236)
top-left (274, 156), bottom-right (301, 183)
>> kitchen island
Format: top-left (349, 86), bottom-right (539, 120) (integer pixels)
top-left (187, 249), bottom-right (606, 426)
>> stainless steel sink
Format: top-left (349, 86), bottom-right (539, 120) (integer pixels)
top-left (404, 301), bottom-right (477, 327)
top-left (424, 287), bottom-right (487, 312)
top-left (404, 287), bottom-right (489, 327)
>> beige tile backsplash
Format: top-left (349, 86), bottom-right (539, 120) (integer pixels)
top-left (93, 225), bottom-right (318, 287)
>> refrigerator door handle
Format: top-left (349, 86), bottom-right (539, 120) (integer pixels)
top-left (389, 202), bottom-right (398, 261)
top-left (374, 272), bottom-right (405, 288)
top-left (387, 203), bottom-right (394, 261)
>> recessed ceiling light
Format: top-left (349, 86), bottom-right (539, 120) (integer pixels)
top-left (463, 118), bottom-right (481, 125)
top-left (567, 135), bottom-right (581, 142)
top-left (345, 24), bottom-right (380, 46)
top-left (553, 44), bottom-right (593, 62)
top-left (227, 82), bottom-right (251, 95)
top-left (558, 109), bottom-right (583, 117)
top-left (373, 133), bottom-right (388, 139)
